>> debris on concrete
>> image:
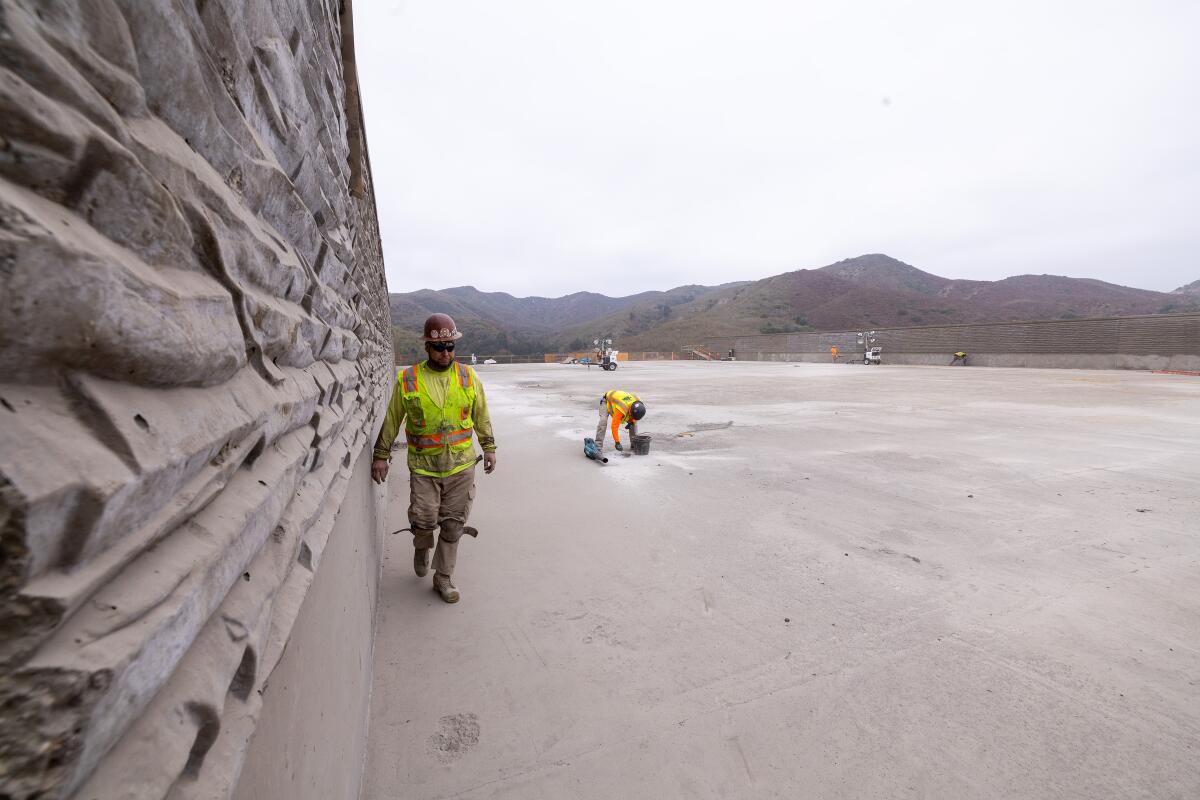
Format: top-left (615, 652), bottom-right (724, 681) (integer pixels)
top-left (428, 713), bottom-right (481, 763)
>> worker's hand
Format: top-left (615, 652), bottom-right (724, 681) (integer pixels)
top-left (483, 452), bottom-right (498, 474)
top-left (371, 458), bottom-right (389, 484)
top-left (614, 441), bottom-right (623, 452)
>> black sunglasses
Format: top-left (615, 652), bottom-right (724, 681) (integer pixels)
top-left (428, 342), bottom-right (455, 352)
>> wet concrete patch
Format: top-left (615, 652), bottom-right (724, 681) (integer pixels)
top-left (681, 421), bottom-right (734, 433)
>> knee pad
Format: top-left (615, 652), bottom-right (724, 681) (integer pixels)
top-left (438, 520), bottom-right (465, 543)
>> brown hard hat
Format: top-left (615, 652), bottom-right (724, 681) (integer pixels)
top-left (422, 313), bottom-right (463, 342)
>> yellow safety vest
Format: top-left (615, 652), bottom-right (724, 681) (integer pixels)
top-left (400, 362), bottom-right (476, 455)
top-left (604, 389), bottom-right (640, 417)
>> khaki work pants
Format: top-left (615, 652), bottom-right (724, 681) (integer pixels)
top-left (595, 397), bottom-right (636, 451)
top-left (408, 467), bottom-right (476, 576)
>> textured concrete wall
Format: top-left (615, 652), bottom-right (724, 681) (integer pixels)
top-left (0, 1), bottom-right (392, 798)
top-left (232, 446), bottom-right (383, 800)
top-left (706, 313), bottom-right (1200, 370)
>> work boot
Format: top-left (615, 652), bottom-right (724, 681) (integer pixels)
top-left (433, 572), bottom-right (460, 604)
top-left (413, 547), bottom-right (431, 577)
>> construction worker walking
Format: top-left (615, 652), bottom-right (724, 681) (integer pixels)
top-left (371, 314), bottom-right (498, 603)
top-left (594, 389), bottom-right (647, 456)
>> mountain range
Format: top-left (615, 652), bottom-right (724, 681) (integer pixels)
top-left (389, 255), bottom-right (1200, 357)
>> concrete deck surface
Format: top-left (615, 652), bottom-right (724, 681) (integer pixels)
top-left (362, 362), bottom-right (1200, 799)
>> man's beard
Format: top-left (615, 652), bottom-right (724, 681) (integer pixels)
top-left (426, 352), bottom-right (454, 371)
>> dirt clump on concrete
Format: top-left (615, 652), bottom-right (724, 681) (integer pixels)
top-left (428, 713), bottom-right (481, 763)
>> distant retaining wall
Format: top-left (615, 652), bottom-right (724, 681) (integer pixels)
top-left (537, 351), bottom-right (680, 363)
top-left (0, 1), bottom-right (391, 798)
top-left (623, 351), bottom-right (680, 361)
top-left (704, 314), bottom-right (1200, 370)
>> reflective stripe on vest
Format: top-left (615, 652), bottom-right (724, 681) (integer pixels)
top-left (401, 366), bottom-right (424, 427)
top-left (406, 428), bottom-right (474, 449)
top-left (456, 362), bottom-right (471, 389)
top-left (606, 390), bottom-right (637, 417)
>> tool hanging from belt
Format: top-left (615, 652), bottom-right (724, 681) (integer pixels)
top-left (388, 455), bottom-right (484, 537)
top-left (391, 525), bottom-right (480, 538)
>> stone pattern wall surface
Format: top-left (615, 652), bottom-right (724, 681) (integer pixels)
top-left (0, 0), bottom-right (392, 797)
top-left (705, 313), bottom-right (1200, 370)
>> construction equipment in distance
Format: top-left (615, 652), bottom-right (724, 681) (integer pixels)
top-left (592, 337), bottom-right (619, 370)
top-left (858, 330), bottom-right (883, 365)
top-left (562, 338), bottom-right (619, 370)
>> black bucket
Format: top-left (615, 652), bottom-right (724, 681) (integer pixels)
top-left (631, 434), bottom-right (652, 456)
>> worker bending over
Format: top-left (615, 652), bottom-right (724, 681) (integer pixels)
top-left (595, 389), bottom-right (646, 455)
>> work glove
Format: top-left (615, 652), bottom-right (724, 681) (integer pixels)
top-left (615, 441), bottom-right (623, 452)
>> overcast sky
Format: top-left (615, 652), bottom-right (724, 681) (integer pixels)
top-left (356, 0), bottom-right (1199, 297)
